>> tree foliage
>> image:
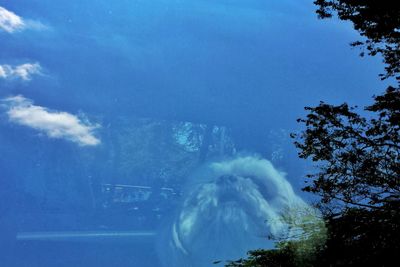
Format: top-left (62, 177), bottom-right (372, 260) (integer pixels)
top-left (314, 0), bottom-right (400, 80)
top-left (224, 248), bottom-right (297, 267)
top-left (224, 1), bottom-right (400, 266)
top-left (317, 207), bottom-right (400, 266)
top-left (290, 87), bottom-right (400, 266)
top-left (292, 86), bottom-right (400, 213)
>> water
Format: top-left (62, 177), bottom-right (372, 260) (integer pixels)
top-left (0, 0), bottom-right (383, 266)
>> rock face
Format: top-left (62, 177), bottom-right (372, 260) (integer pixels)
top-left (158, 156), bottom-right (315, 267)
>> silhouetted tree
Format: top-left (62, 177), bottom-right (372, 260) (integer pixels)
top-left (291, 88), bottom-right (400, 266)
top-left (293, 3), bottom-right (400, 264)
top-left (288, 1), bottom-right (400, 265)
top-left (224, 248), bottom-right (297, 267)
top-left (314, 0), bottom-right (400, 80)
top-left (224, 1), bottom-right (400, 266)
top-left (315, 207), bottom-right (400, 267)
top-left (292, 87), bottom-right (400, 213)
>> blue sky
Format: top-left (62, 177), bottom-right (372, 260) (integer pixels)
top-left (1, 1), bottom-right (385, 136)
top-left (0, 0), bottom-right (388, 197)
top-left (0, 0), bottom-right (389, 193)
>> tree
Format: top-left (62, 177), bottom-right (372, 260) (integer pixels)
top-left (314, 0), bottom-right (400, 81)
top-left (224, 248), bottom-right (297, 267)
top-left (290, 3), bottom-right (400, 265)
top-left (292, 87), bottom-right (400, 213)
top-left (224, 1), bottom-right (400, 266)
top-left (315, 207), bottom-right (400, 267)
top-left (291, 87), bottom-right (400, 266)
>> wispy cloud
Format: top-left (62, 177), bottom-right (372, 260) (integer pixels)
top-left (3, 95), bottom-right (101, 146)
top-left (0, 63), bottom-right (42, 81)
top-left (0, 6), bottom-right (48, 33)
top-left (0, 6), bottom-right (25, 33)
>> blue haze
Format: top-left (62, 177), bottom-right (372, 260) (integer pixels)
top-left (0, 0), bottom-right (385, 266)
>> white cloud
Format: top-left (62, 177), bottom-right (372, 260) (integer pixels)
top-left (3, 95), bottom-right (101, 146)
top-left (0, 65), bottom-right (6, 78)
top-left (0, 6), bottom-right (49, 33)
top-left (0, 63), bottom-right (42, 81)
top-left (0, 6), bottom-right (25, 33)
